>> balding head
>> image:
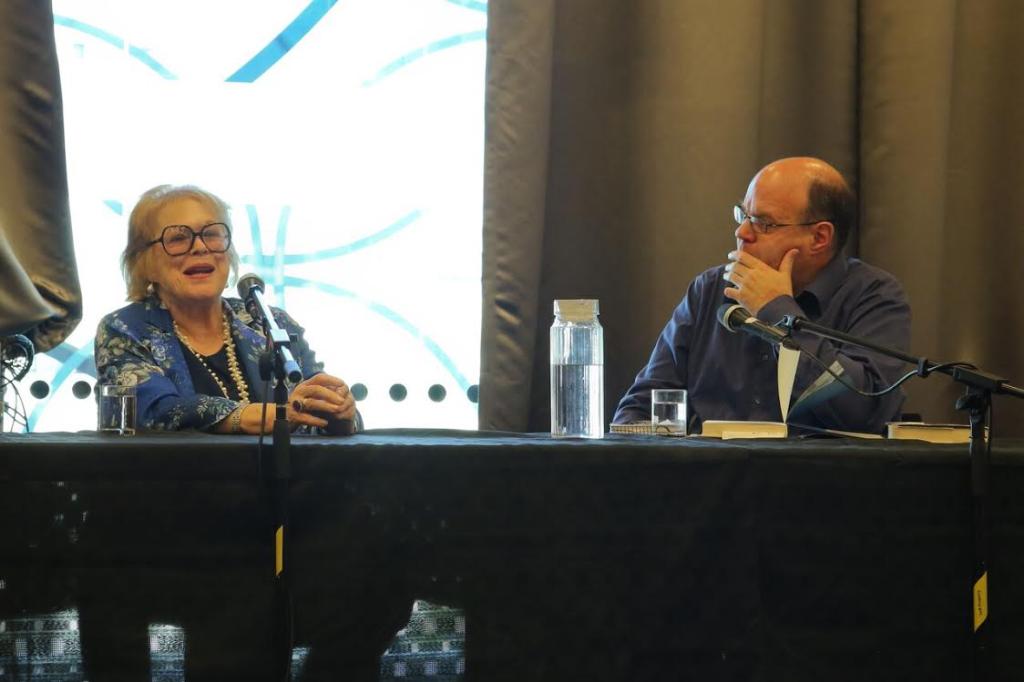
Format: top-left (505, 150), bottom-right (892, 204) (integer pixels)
top-left (756, 157), bottom-right (856, 254)
top-left (735, 157), bottom-right (856, 294)
top-left (759, 157), bottom-right (844, 184)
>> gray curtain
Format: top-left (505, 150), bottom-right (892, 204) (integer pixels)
top-left (0, 0), bottom-right (80, 351)
top-left (480, 0), bottom-right (1024, 434)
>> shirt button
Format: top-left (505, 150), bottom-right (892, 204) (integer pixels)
top-left (754, 397), bottom-right (761, 405)
top-left (760, 354), bottom-right (769, 361)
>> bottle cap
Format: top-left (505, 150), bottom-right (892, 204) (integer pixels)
top-left (554, 299), bottom-right (599, 321)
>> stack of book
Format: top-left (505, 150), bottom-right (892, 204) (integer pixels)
top-left (885, 422), bottom-right (975, 444)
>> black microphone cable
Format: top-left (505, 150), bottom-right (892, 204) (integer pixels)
top-left (791, 344), bottom-right (977, 398)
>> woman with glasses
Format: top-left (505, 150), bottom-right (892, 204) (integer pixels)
top-left (94, 184), bottom-right (359, 433)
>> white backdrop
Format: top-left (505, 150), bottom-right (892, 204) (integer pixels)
top-left (20, 0), bottom-right (486, 431)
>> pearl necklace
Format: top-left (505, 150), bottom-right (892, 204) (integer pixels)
top-left (173, 313), bottom-right (250, 403)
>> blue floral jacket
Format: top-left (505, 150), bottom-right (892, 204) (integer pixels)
top-left (95, 295), bottom-right (324, 431)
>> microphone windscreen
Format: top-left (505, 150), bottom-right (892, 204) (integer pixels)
top-left (1, 334), bottom-right (33, 361)
top-left (236, 273), bottom-right (265, 299)
top-left (0, 334), bottom-right (34, 380)
top-left (716, 303), bottom-right (749, 332)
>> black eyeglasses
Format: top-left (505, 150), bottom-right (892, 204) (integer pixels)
top-left (148, 223), bottom-right (232, 256)
top-left (733, 205), bottom-right (826, 234)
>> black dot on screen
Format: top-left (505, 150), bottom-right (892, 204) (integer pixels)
top-left (29, 380), bottom-right (50, 399)
top-left (351, 383), bottom-right (368, 401)
top-left (71, 381), bottom-right (92, 399)
top-left (467, 385), bottom-right (479, 403)
top-left (428, 384), bottom-right (446, 402)
top-left (389, 384), bottom-right (407, 402)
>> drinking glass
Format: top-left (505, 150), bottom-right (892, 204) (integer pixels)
top-left (651, 389), bottom-right (687, 434)
top-left (98, 385), bottom-right (137, 435)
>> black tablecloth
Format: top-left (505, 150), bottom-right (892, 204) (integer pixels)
top-left (2, 430), bottom-right (1023, 681)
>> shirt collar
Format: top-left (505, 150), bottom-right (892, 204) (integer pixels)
top-left (796, 255), bottom-right (848, 318)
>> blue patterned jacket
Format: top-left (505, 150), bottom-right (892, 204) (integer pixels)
top-left (95, 295), bottom-right (325, 431)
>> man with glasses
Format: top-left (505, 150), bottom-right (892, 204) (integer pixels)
top-left (613, 157), bottom-right (911, 434)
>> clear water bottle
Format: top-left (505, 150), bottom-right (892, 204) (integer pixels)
top-left (550, 299), bottom-right (604, 438)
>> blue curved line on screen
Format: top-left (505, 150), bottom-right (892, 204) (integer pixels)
top-left (45, 342), bottom-right (98, 377)
top-left (27, 340), bottom-right (95, 432)
top-left (239, 210), bottom-right (421, 266)
top-left (104, 200), bottom-right (124, 215)
top-left (273, 206), bottom-right (291, 308)
top-left (52, 15), bottom-right (177, 79)
top-left (225, 0), bottom-right (341, 82)
top-left (283, 276), bottom-right (471, 391)
top-left (246, 205), bottom-right (266, 260)
top-left (363, 31), bottom-right (486, 87)
top-left (445, 0), bottom-right (488, 11)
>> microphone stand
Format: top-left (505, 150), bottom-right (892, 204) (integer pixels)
top-left (247, 291), bottom-right (303, 682)
top-left (777, 314), bottom-right (1024, 682)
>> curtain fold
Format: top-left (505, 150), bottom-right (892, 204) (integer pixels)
top-left (479, 0), bottom-right (556, 430)
top-left (0, 0), bottom-right (80, 351)
top-left (861, 0), bottom-right (1024, 428)
top-left (481, 0), bottom-right (1024, 433)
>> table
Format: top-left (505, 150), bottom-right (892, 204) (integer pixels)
top-left (2, 430), bottom-right (1024, 681)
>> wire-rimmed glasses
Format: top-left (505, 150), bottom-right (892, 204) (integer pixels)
top-left (733, 205), bottom-right (826, 234)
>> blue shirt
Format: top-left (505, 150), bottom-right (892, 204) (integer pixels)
top-left (613, 256), bottom-right (911, 434)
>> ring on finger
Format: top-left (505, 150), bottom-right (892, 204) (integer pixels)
top-left (292, 398), bottom-right (305, 413)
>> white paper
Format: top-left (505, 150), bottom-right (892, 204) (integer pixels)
top-left (777, 346), bottom-right (800, 422)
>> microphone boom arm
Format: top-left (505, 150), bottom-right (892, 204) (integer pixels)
top-left (777, 315), bottom-right (1024, 399)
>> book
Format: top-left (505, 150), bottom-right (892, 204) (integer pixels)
top-left (609, 421), bottom-right (686, 436)
top-left (699, 420), bottom-right (788, 439)
top-left (886, 422), bottom-right (977, 444)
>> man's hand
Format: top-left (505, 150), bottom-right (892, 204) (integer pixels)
top-left (723, 248), bottom-right (798, 314)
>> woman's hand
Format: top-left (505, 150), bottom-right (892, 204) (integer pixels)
top-left (286, 373), bottom-right (357, 429)
top-left (218, 373), bottom-right (357, 434)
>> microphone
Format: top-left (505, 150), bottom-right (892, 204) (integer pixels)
top-left (0, 334), bottom-right (34, 381)
top-left (236, 273), bottom-right (266, 322)
top-left (236, 273), bottom-right (302, 384)
top-left (716, 303), bottom-right (800, 350)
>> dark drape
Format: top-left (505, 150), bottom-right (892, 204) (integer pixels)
top-left (480, 0), bottom-right (1024, 434)
top-left (0, 0), bottom-right (80, 350)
